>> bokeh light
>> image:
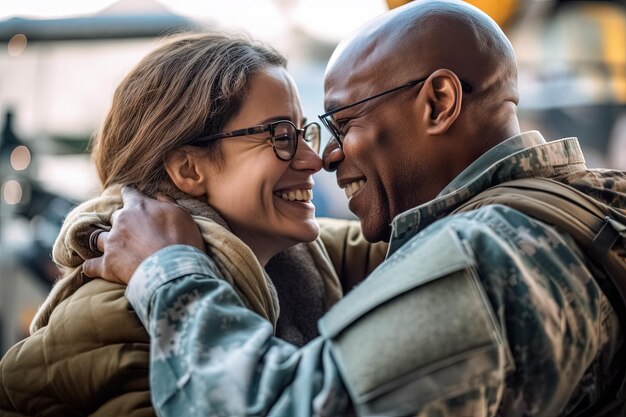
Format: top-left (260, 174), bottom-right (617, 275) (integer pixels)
top-left (10, 145), bottom-right (31, 171)
top-left (2, 180), bottom-right (23, 205)
top-left (8, 34), bottom-right (28, 57)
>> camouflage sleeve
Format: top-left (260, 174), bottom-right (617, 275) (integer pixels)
top-left (409, 205), bottom-right (617, 416)
top-left (125, 245), bottom-right (350, 417)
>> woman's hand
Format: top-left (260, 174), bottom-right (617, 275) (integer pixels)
top-left (83, 187), bottom-right (204, 285)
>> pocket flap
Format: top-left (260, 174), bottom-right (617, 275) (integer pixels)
top-left (319, 227), bottom-right (475, 338)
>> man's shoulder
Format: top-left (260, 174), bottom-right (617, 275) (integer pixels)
top-left (391, 203), bottom-right (589, 287)
top-left (555, 169), bottom-right (626, 208)
top-left (414, 203), bottom-right (563, 247)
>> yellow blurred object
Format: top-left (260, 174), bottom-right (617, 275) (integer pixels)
top-left (582, 3), bottom-right (626, 103)
top-left (386, 0), bottom-right (411, 10)
top-left (20, 307), bottom-right (37, 337)
top-left (385, 0), bottom-right (520, 28)
top-left (463, 0), bottom-right (520, 27)
top-left (510, 1), bottom-right (626, 106)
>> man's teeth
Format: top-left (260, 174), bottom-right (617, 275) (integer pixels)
top-left (345, 180), bottom-right (366, 198)
top-left (279, 189), bottom-right (313, 202)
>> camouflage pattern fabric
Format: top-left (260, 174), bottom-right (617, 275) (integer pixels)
top-left (125, 131), bottom-right (624, 416)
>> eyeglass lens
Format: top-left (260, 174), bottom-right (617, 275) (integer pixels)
top-left (270, 122), bottom-right (320, 160)
top-left (271, 122), bottom-right (294, 159)
top-left (304, 123), bottom-right (321, 153)
top-left (320, 117), bottom-right (342, 145)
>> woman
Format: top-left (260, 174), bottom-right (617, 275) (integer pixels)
top-left (0, 33), bottom-right (385, 416)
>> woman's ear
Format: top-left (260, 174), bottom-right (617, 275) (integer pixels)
top-left (164, 148), bottom-right (207, 197)
top-left (422, 69), bottom-right (463, 136)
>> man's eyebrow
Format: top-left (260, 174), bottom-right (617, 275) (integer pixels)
top-left (323, 100), bottom-right (343, 114)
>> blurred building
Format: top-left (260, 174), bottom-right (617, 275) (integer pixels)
top-left (0, 110), bottom-right (75, 351)
top-left (510, 0), bottom-right (626, 169)
top-left (0, 0), bottom-right (205, 354)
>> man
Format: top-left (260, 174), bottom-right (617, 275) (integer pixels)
top-left (84, 1), bottom-right (625, 415)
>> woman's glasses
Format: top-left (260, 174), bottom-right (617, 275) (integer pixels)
top-left (189, 120), bottom-right (321, 161)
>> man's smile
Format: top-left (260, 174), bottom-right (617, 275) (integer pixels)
top-left (342, 179), bottom-right (366, 199)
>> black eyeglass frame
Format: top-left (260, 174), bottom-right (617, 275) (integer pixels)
top-left (189, 119), bottom-right (321, 161)
top-left (318, 76), bottom-right (471, 147)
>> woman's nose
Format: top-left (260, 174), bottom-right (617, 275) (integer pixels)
top-left (290, 137), bottom-right (323, 173)
top-left (322, 137), bottom-right (344, 172)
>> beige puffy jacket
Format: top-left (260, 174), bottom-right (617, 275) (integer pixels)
top-left (0, 214), bottom-right (386, 417)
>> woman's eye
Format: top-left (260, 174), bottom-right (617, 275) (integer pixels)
top-left (272, 134), bottom-right (291, 148)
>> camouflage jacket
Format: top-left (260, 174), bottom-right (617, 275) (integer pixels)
top-left (126, 131), bottom-right (625, 416)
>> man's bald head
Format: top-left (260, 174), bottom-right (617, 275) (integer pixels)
top-left (325, 0), bottom-right (520, 140)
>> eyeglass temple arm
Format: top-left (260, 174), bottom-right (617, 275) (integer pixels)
top-left (192, 125), bottom-right (268, 144)
top-left (319, 78), bottom-right (472, 119)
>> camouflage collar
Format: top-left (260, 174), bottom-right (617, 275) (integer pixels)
top-left (387, 131), bottom-right (587, 255)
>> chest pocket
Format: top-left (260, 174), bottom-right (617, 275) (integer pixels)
top-left (319, 227), bottom-right (513, 416)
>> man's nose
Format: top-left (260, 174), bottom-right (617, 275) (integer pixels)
top-left (322, 137), bottom-right (344, 172)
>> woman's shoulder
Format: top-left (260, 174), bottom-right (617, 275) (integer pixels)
top-left (315, 217), bottom-right (388, 293)
top-left (49, 279), bottom-right (149, 344)
top-left (0, 279), bottom-right (151, 416)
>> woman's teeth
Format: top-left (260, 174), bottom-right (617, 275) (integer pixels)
top-left (345, 180), bottom-right (366, 198)
top-left (277, 189), bottom-right (313, 202)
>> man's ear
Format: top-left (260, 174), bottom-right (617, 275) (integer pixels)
top-left (164, 148), bottom-right (208, 197)
top-left (421, 69), bottom-right (463, 135)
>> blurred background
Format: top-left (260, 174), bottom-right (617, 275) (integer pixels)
top-left (1, 0), bottom-right (626, 354)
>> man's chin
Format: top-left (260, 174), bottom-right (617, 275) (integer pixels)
top-left (360, 220), bottom-right (392, 243)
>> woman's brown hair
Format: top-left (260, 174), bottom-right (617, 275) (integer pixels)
top-left (92, 32), bottom-right (287, 196)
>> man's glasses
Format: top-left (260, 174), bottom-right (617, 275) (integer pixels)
top-left (318, 76), bottom-right (471, 148)
top-left (189, 120), bottom-right (321, 161)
